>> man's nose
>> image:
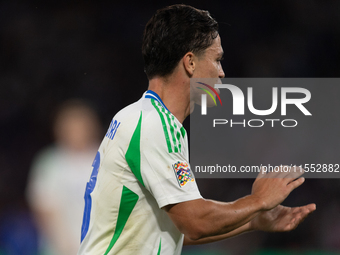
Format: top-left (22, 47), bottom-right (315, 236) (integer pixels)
top-left (219, 67), bottom-right (225, 78)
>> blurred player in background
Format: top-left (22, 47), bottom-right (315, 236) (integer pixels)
top-left (27, 100), bottom-right (101, 255)
top-left (78, 4), bottom-right (315, 255)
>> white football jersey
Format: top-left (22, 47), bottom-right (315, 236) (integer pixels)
top-left (78, 90), bottom-right (202, 255)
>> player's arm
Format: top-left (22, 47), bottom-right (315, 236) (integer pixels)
top-left (164, 169), bottom-right (313, 242)
top-left (164, 195), bottom-right (260, 242)
top-left (183, 222), bottom-right (252, 245)
top-left (182, 202), bottom-right (315, 245)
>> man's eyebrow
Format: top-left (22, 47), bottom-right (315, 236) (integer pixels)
top-left (217, 51), bottom-right (224, 58)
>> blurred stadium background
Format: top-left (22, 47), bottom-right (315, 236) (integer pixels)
top-left (1, 0), bottom-right (340, 254)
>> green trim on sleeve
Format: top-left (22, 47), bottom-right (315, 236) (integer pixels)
top-left (104, 186), bottom-right (139, 255)
top-left (151, 99), bottom-right (173, 153)
top-left (180, 126), bottom-right (186, 138)
top-left (176, 130), bottom-right (181, 152)
top-left (162, 107), bottom-right (179, 153)
top-left (125, 112), bottom-right (145, 186)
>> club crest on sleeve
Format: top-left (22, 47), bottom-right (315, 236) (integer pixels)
top-left (172, 161), bottom-right (194, 187)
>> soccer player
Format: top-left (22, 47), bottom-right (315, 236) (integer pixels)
top-left (77, 4), bottom-right (316, 255)
top-left (27, 100), bottom-right (101, 255)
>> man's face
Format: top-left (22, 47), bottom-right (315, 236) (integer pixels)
top-left (193, 34), bottom-right (225, 79)
top-left (190, 34), bottom-right (225, 107)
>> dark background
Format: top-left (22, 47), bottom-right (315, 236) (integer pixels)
top-left (1, 0), bottom-right (340, 254)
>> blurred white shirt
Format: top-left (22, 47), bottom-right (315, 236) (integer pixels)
top-left (27, 146), bottom-right (97, 255)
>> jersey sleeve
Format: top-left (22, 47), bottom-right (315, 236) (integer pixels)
top-left (125, 108), bottom-right (202, 209)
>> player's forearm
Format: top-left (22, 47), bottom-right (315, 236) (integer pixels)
top-left (166, 195), bottom-right (263, 241)
top-left (183, 222), bottom-right (252, 245)
top-left (191, 195), bottom-right (262, 240)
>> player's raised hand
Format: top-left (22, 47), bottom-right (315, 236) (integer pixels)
top-left (250, 204), bottom-right (316, 232)
top-left (251, 166), bottom-right (305, 211)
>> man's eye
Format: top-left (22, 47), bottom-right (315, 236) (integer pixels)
top-left (217, 57), bottom-right (224, 62)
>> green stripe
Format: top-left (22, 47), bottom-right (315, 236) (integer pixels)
top-left (157, 238), bottom-right (161, 255)
top-left (104, 186), bottom-right (139, 255)
top-left (151, 99), bottom-right (172, 153)
top-left (172, 115), bottom-right (182, 152)
top-left (176, 131), bottom-right (181, 152)
top-left (125, 112), bottom-right (145, 186)
top-left (161, 106), bottom-right (178, 153)
top-left (180, 126), bottom-right (186, 138)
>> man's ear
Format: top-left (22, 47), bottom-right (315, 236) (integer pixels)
top-left (182, 52), bottom-right (196, 76)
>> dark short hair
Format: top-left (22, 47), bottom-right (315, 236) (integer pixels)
top-left (142, 4), bottom-right (219, 79)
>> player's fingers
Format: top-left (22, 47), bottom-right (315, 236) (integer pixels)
top-left (290, 204), bottom-right (316, 220)
top-left (286, 213), bottom-right (306, 231)
top-left (261, 165), bottom-right (303, 180)
top-left (283, 166), bottom-right (305, 182)
top-left (299, 203), bottom-right (316, 213)
top-left (282, 214), bottom-right (302, 231)
top-left (256, 166), bottom-right (267, 179)
top-left (284, 204), bottom-right (315, 231)
top-left (259, 166), bottom-right (285, 179)
top-left (272, 166), bottom-right (290, 178)
top-left (300, 204), bottom-right (316, 219)
top-left (293, 207), bottom-right (313, 226)
top-left (307, 203), bottom-right (316, 212)
top-left (287, 177), bottom-right (305, 192)
top-left (274, 166), bottom-right (304, 181)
